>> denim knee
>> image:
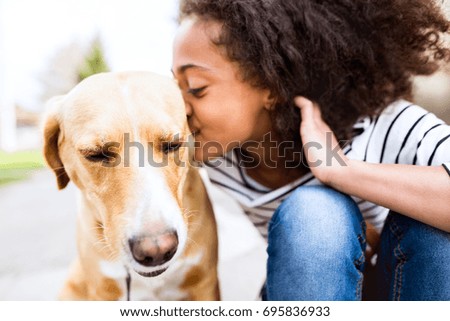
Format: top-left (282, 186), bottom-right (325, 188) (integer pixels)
top-left (268, 185), bottom-right (366, 258)
top-left (266, 185), bottom-right (367, 300)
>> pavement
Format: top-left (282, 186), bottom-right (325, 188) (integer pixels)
top-left (0, 168), bottom-right (267, 301)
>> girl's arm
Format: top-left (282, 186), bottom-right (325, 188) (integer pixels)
top-left (295, 97), bottom-right (450, 233)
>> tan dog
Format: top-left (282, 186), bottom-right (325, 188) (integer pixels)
top-left (42, 71), bottom-right (220, 300)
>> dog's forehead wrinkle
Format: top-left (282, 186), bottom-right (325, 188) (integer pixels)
top-left (76, 136), bottom-right (111, 148)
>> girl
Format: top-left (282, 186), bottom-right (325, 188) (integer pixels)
top-left (172, 0), bottom-right (450, 300)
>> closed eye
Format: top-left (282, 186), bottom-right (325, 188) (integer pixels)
top-left (85, 152), bottom-right (110, 162)
top-left (80, 146), bottom-right (117, 163)
top-left (187, 86), bottom-right (207, 98)
top-left (162, 141), bottom-right (182, 154)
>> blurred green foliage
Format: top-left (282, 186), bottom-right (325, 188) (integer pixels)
top-left (0, 150), bottom-right (45, 186)
top-left (78, 41), bottom-right (110, 82)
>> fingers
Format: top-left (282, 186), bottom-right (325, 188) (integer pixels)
top-left (294, 96), bottom-right (323, 125)
top-left (294, 96), bottom-right (314, 123)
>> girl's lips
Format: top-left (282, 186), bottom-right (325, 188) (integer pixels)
top-left (188, 121), bottom-right (200, 134)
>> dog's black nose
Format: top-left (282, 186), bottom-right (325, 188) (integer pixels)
top-left (129, 231), bottom-right (178, 267)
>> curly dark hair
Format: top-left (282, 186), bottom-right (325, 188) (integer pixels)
top-left (179, 0), bottom-right (450, 147)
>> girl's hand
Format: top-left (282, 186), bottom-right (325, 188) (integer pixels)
top-left (294, 97), bottom-right (450, 233)
top-left (294, 96), bottom-right (349, 185)
top-left (295, 97), bottom-right (381, 249)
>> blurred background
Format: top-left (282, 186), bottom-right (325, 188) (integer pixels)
top-left (0, 0), bottom-right (448, 300)
top-left (0, 0), bottom-right (178, 150)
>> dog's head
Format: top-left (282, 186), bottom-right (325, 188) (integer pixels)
top-left (42, 72), bottom-right (196, 277)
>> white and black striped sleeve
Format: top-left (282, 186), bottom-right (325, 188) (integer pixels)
top-left (407, 110), bottom-right (450, 168)
top-left (361, 100), bottom-right (450, 169)
top-left (443, 162), bottom-right (450, 177)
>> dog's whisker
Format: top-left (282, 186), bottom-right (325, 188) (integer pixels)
top-left (89, 223), bottom-right (106, 233)
top-left (186, 222), bottom-right (203, 228)
top-left (106, 250), bottom-right (120, 261)
top-left (184, 209), bottom-right (200, 214)
top-left (55, 171), bottom-right (67, 179)
top-left (94, 239), bottom-right (109, 251)
top-left (184, 210), bottom-right (200, 221)
top-left (181, 208), bottom-right (200, 216)
top-left (185, 213), bottom-right (199, 219)
top-left (48, 166), bottom-right (66, 171)
top-left (95, 241), bottom-right (118, 260)
top-left (185, 236), bottom-right (199, 248)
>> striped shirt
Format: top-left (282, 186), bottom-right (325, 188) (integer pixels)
top-left (202, 100), bottom-right (450, 240)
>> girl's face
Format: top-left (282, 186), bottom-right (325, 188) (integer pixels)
top-left (172, 18), bottom-right (274, 162)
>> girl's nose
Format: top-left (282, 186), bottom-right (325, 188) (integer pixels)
top-left (185, 101), bottom-right (193, 118)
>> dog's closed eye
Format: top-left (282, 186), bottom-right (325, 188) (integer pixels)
top-left (80, 145), bottom-right (117, 163)
top-left (84, 152), bottom-right (110, 162)
top-left (162, 141), bottom-right (182, 154)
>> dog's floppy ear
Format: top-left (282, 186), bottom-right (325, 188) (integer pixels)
top-left (42, 95), bottom-right (70, 190)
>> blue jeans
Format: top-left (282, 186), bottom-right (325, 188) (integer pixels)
top-left (264, 185), bottom-right (450, 300)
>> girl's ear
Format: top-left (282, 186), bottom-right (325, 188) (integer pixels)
top-left (263, 89), bottom-right (277, 111)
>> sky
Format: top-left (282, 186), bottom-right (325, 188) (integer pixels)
top-left (0, 0), bottom-right (179, 111)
